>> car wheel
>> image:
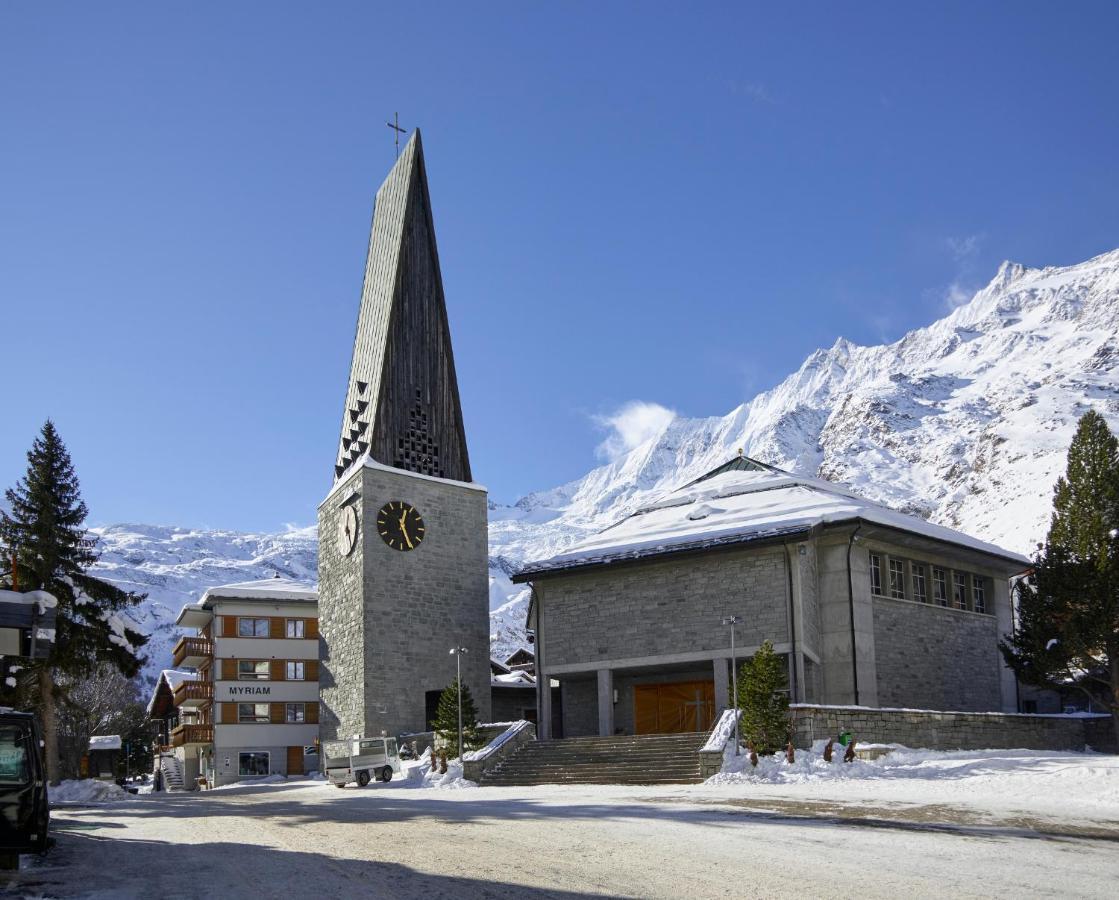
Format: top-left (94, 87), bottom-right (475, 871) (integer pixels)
top-left (357, 770), bottom-right (370, 787)
top-left (379, 767), bottom-right (393, 783)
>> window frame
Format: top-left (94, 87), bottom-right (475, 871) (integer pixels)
top-left (911, 564), bottom-right (928, 603)
top-left (237, 703), bottom-right (271, 724)
top-left (238, 617), bottom-right (270, 638)
top-left (284, 703), bottom-right (305, 724)
top-left (238, 660), bottom-right (270, 681)
top-left (888, 558), bottom-right (906, 600)
top-left (239, 751), bottom-right (270, 777)
top-left (933, 568), bottom-right (948, 607)
top-left (952, 572), bottom-right (968, 610)
top-left (869, 554), bottom-right (884, 596)
top-left (972, 575), bottom-right (987, 614)
top-left (285, 619), bottom-right (306, 639)
top-left (285, 660), bottom-right (305, 681)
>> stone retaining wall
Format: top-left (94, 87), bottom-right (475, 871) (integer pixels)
top-left (791, 704), bottom-right (1114, 752)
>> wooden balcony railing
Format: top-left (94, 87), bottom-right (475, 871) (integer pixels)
top-left (170, 723), bottom-right (213, 747)
top-left (171, 636), bottom-right (212, 668)
top-left (172, 681), bottom-right (213, 706)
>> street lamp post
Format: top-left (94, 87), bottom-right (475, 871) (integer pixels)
top-left (448, 647), bottom-right (469, 762)
top-left (721, 616), bottom-right (742, 755)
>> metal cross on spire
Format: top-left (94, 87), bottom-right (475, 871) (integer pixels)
top-left (386, 112), bottom-right (406, 157)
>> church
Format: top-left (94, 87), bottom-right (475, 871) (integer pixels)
top-left (516, 455), bottom-right (1030, 739)
top-left (317, 131), bottom-right (491, 743)
top-left (314, 128), bottom-right (1031, 750)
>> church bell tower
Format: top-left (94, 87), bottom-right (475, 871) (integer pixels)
top-left (318, 130), bottom-right (491, 743)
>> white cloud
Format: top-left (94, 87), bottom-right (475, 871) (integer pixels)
top-left (943, 281), bottom-right (977, 309)
top-left (945, 233), bottom-right (984, 261)
top-left (593, 401), bottom-right (676, 462)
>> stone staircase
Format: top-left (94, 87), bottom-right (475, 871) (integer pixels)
top-left (478, 732), bottom-right (707, 786)
top-left (159, 755), bottom-right (185, 791)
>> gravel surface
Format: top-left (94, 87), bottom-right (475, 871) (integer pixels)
top-left (6, 778), bottom-right (1117, 899)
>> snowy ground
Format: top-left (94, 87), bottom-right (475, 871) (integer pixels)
top-left (7, 749), bottom-right (1117, 898)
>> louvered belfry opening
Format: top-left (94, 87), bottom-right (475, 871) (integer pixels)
top-left (394, 388), bottom-right (443, 478)
top-left (333, 129), bottom-right (471, 484)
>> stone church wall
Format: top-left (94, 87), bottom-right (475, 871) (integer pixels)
top-left (792, 704), bottom-right (1112, 752)
top-left (872, 596), bottom-right (1001, 712)
top-left (317, 469), bottom-right (366, 745)
top-left (540, 548), bottom-right (789, 671)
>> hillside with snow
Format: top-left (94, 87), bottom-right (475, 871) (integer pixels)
top-left (89, 249), bottom-right (1119, 683)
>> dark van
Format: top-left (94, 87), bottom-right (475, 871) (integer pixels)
top-left (0, 710), bottom-right (48, 865)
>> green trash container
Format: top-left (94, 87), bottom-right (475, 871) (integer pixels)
top-left (838, 730), bottom-right (852, 747)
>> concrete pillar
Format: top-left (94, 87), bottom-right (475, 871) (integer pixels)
top-left (713, 657), bottom-right (730, 711)
top-left (597, 669), bottom-right (614, 736)
top-left (993, 578), bottom-right (1019, 712)
top-left (538, 673), bottom-right (553, 740)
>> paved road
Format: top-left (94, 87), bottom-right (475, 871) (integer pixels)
top-left (6, 780), bottom-right (1117, 899)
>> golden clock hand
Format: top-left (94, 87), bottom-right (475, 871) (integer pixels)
top-left (400, 522), bottom-right (413, 549)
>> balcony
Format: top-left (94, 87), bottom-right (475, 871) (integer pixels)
top-left (170, 723), bottom-right (213, 748)
top-left (172, 636), bottom-right (212, 668)
top-left (172, 680), bottom-right (213, 709)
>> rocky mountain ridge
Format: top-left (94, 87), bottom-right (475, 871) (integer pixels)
top-left (87, 248), bottom-right (1119, 684)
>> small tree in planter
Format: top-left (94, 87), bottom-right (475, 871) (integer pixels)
top-left (432, 678), bottom-right (480, 757)
top-left (735, 640), bottom-right (791, 756)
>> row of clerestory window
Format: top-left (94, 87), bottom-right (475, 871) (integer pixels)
top-left (869, 552), bottom-right (988, 614)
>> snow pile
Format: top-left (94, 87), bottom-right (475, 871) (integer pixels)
top-left (400, 750), bottom-right (477, 790)
top-left (705, 744), bottom-right (1119, 819)
top-left (89, 735), bottom-right (122, 751)
top-left (51, 779), bottom-right (132, 805)
top-left (0, 589), bottom-right (58, 613)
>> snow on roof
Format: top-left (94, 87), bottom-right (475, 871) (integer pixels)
top-left (145, 669), bottom-right (197, 715)
top-left (199, 577), bottom-right (317, 604)
top-left (520, 459), bottom-right (1030, 577)
top-left (492, 671), bottom-right (536, 687)
top-left (0, 589), bottom-right (58, 613)
top-left (89, 735), bottom-right (122, 751)
top-left (320, 455), bottom-right (487, 508)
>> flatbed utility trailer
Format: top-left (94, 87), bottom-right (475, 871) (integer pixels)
top-left (323, 737), bottom-right (402, 788)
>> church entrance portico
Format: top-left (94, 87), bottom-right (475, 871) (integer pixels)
top-left (556, 662), bottom-right (729, 738)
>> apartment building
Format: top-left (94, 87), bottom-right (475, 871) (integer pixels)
top-left (170, 577), bottom-right (319, 787)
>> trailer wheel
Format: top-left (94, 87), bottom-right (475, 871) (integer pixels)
top-left (334, 782), bottom-right (346, 789)
top-left (379, 766), bottom-right (393, 783)
top-left (357, 770), bottom-right (371, 787)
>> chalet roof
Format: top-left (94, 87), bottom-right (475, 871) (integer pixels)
top-left (145, 669), bottom-right (196, 716)
top-left (199, 577), bottom-right (317, 604)
top-left (516, 456), bottom-right (1030, 580)
top-left (89, 735), bottom-right (122, 751)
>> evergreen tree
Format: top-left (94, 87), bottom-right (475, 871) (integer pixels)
top-left (0, 421), bottom-right (148, 783)
top-left (431, 678), bottom-right (480, 756)
top-left (1000, 410), bottom-right (1119, 745)
top-left (735, 640), bottom-right (791, 755)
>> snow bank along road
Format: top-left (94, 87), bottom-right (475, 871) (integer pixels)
top-left (13, 753), bottom-right (1119, 899)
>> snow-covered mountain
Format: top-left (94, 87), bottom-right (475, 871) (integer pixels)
top-left (90, 248), bottom-right (1119, 685)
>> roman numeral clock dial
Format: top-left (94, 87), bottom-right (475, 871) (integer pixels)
top-left (377, 501), bottom-right (425, 551)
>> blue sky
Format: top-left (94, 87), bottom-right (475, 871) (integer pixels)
top-left (2, 2), bottom-right (1117, 532)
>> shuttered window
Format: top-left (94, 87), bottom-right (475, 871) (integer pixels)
top-left (285, 661), bottom-right (305, 681)
top-left (285, 703), bottom-right (306, 724)
top-left (238, 703), bottom-right (270, 723)
top-left (238, 618), bottom-right (270, 638)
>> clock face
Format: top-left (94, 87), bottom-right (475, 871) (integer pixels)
top-left (337, 504), bottom-right (359, 556)
top-left (377, 501), bottom-right (425, 552)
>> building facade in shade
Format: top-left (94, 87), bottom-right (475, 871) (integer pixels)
top-left (516, 455), bottom-right (1031, 739)
top-left (317, 129), bottom-right (491, 744)
top-left (169, 578), bottom-right (320, 787)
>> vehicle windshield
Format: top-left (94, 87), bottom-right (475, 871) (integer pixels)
top-left (0, 724), bottom-right (31, 784)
